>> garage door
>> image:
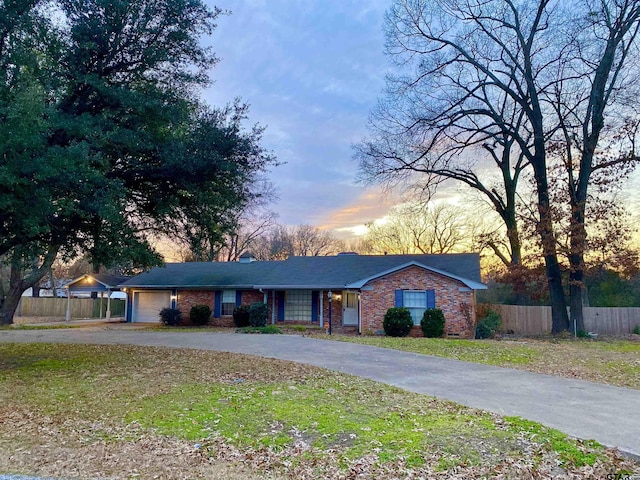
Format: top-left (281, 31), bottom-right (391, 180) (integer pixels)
top-left (133, 291), bottom-right (171, 323)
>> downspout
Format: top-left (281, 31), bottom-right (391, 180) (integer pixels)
top-left (358, 291), bottom-right (362, 335)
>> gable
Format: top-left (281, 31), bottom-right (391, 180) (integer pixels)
top-left (347, 261), bottom-right (486, 290)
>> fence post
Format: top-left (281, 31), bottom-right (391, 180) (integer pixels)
top-left (65, 289), bottom-right (71, 321)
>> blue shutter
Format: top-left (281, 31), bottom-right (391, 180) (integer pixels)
top-left (426, 289), bottom-right (435, 309)
top-left (214, 290), bottom-right (221, 318)
top-left (235, 290), bottom-right (242, 307)
top-left (125, 291), bottom-right (133, 322)
top-left (394, 289), bottom-right (404, 307)
top-left (311, 291), bottom-right (319, 323)
top-left (277, 291), bottom-right (285, 321)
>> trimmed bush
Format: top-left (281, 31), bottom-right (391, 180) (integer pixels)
top-left (249, 302), bottom-right (269, 327)
top-left (383, 307), bottom-right (413, 337)
top-left (189, 304), bottom-right (211, 326)
top-left (421, 308), bottom-right (446, 338)
top-left (233, 305), bottom-right (251, 327)
top-left (159, 307), bottom-right (181, 326)
top-left (237, 325), bottom-right (282, 334)
top-left (475, 310), bottom-right (502, 339)
top-left (633, 325), bottom-right (640, 335)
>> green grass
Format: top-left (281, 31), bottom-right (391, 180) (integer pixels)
top-left (329, 336), bottom-right (541, 366)
top-left (0, 343), bottom-right (631, 478)
top-left (127, 380), bottom-right (521, 467)
top-left (327, 335), bottom-right (640, 389)
top-left (236, 325), bottom-right (282, 334)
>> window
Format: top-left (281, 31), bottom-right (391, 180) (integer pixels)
top-left (404, 291), bottom-right (427, 325)
top-left (284, 290), bottom-right (312, 321)
top-left (221, 290), bottom-right (236, 316)
top-left (402, 290), bottom-right (435, 325)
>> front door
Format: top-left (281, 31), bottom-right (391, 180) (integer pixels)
top-left (342, 291), bottom-right (358, 326)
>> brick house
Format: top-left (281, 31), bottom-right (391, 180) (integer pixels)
top-left (120, 253), bottom-right (486, 337)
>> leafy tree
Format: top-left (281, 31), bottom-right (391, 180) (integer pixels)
top-left (585, 264), bottom-right (640, 307)
top-left (0, 0), bottom-right (275, 324)
top-left (173, 104), bottom-right (277, 262)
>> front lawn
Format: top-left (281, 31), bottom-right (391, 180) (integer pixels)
top-left (329, 335), bottom-right (640, 389)
top-left (0, 343), bottom-right (636, 479)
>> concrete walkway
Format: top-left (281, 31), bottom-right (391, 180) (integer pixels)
top-left (0, 328), bottom-right (638, 458)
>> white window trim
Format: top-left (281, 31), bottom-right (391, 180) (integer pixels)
top-left (404, 290), bottom-right (428, 325)
top-left (221, 289), bottom-right (236, 316)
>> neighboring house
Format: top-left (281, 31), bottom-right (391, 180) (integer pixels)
top-left (64, 274), bottom-right (131, 298)
top-left (63, 274), bottom-right (131, 320)
top-left (120, 253), bottom-right (486, 337)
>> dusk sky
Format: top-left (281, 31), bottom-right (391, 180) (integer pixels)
top-left (202, 1), bottom-right (397, 236)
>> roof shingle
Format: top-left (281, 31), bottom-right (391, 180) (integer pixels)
top-left (121, 254), bottom-right (484, 290)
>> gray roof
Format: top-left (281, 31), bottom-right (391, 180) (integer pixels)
top-left (121, 254), bottom-right (485, 290)
top-left (65, 274), bottom-right (131, 290)
top-left (120, 261), bottom-right (284, 289)
top-left (92, 274), bottom-right (131, 288)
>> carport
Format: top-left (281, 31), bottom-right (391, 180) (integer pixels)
top-left (63, 274), bottom-right (130, 321)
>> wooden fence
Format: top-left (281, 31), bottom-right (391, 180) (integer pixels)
top-left (16, 297), bottom-right (126, 319)
top-left (482, 304), bottom-right (640, 335)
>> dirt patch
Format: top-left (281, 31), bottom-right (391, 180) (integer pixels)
top-left (0, 408), bottom-right (274, 479)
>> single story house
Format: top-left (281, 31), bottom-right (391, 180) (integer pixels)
top-left (63, 274), bottom-right (131, 320)
top-left (119, 253), bottom-right (486, 337)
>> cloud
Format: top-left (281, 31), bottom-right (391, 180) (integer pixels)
top-left (202, 1), bottom-right (391, 227)
top-left (316, 188), bottom-right (399, 236)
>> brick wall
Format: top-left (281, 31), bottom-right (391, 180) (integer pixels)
top-left (360, 266), bottom-right (476, 338)
top-left (177, 289), bottom-right (272, 327)
top-left (176, 290), bottom-right (215, 326)
top-left (321, 292), bottom-right (343, 325)
top-left (320, 291), bottom-right (343, 328)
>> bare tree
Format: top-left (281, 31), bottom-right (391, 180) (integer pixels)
top-left (357, 0), bottom-right (640, 333)
top-left (251, 225), bottom-right (344, 260)
top-left (176, 174), bottom-right (279, 263)
top-left (358, 203), bottom-right (479, 255)
top-left (217, 211), bottom-right (279, 262)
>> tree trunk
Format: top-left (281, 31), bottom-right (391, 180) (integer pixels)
top-left (50, 268), bottom-right (58, 298)
top-left (0, 247), bottom-right (59, 325)
top-left (547, 253), bottom-right (569, 333)
top-left (532, 156), bottom-right (569, 333)
top-left (568, 183), bottom-right (589, 334)
top-left (0, 283), bottom-right (24, 325)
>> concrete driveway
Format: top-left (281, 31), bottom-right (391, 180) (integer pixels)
top-left (0, 327), bottom-right (638, 459)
